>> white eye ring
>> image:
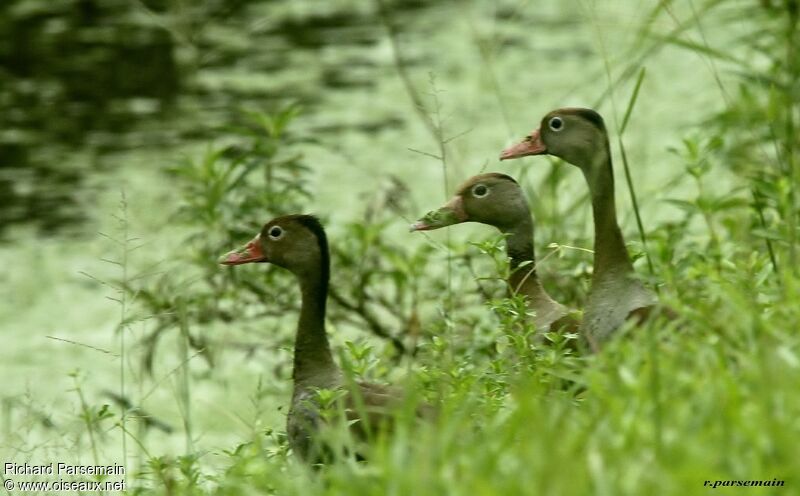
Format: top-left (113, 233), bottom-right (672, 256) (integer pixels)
top-left (472, 184), bottom-right (489, 198)
top-left (548, 116), bottom-right (564, 132)
top-left (267, 225), bottom-right (284, 240)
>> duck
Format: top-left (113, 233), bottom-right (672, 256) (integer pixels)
top-left (410, 173), bottom-right (581, 339)
top-left (219, 214), bottom-right (430, 463)
top-left (500, 108), bottom-right (659, 346)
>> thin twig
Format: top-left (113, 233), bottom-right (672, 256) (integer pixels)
top-left (328, 287), bottom-right (407, 356)
top-left (46, 336), bottom-right (119, 357)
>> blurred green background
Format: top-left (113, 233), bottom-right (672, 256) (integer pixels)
top-left (1, 0), bottom-right (797, 494)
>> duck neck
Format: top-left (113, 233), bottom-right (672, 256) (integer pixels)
top-left (583, 143), bottom-right (634, 280)
top-left (504, 217), bottom-right (548, 300)
top-left (293, 270), bottom-right (337, 388)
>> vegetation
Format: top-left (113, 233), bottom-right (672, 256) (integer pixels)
top-left (1, 0), bottom-right (798, 494)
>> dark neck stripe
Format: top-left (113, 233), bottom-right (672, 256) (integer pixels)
top-left (293, 214), bottom-right (330, 305)
top-left (572, 108), bottom-right (606, 132)
top-left (483, 172), bottom-right (518, 184)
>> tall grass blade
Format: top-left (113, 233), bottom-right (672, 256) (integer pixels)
top-left (620, 67), bottom-right (646, 135)
top-left (752, 188), bottom-right (780, 276)
top-left (118, 190), bottom-right (129, 474)
top-left (618, 137), bottom-right (655, 277)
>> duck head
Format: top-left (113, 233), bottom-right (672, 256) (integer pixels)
top-left (219, 214), bottom-right (329, 281)
top-left (500, 108), bottom-right (609, 171)
top-left (411, 173), bottom-right (530, 231)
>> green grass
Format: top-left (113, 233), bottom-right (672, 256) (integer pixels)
top-left (1, 1), bottom-right (798, 494)
top-left (183, 272), bottom-right (800, 495)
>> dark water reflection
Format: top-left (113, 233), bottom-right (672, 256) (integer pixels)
top-left (0, 0), bottom-right (427, 237)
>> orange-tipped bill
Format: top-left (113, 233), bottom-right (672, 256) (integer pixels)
top-left (410, 196), bottom-right (468, 232)
top-left (218, 235), bottom-right (266, 265)
top-left (500, 129), bottom-right (546, 160)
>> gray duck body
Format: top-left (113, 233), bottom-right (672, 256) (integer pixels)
top-left (220, 215), bottom-right (428, 463)
top-left (501, 108), bottom-right (657, 347)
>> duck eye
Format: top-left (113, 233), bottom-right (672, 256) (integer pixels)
top-left (472, 184), bottom-right (489, 198)
top-left (268, 226), bottom-right (284, 240)
top-left (548, 116), bottom-right (564, 132)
